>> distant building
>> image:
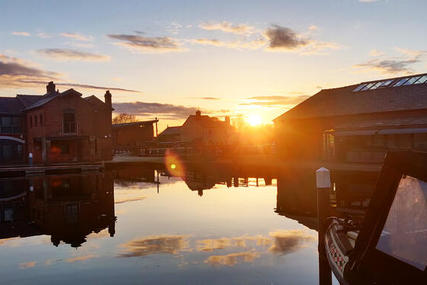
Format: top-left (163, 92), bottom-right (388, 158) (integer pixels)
top-left (274, 73), bottom-right (427, 163)
top-left (0, 82), bottom-right (113, 164)
top-left (112, 119), bottom-right (158, 151)
top-left (157, 126), bottom-right (182, 144)
top-left (180, 111), bottom-right (234, 145)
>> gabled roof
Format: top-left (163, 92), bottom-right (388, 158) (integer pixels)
top-left (275, 73), bottom-right (427, 121)
top-left (16, 95), bottom-right (43, 108)
top-left (158, 126), bottom-right (181, 137)
top-left (183, 114), bottom-right (226, 128)
top-left (24, 89), bottom-right (82, 111)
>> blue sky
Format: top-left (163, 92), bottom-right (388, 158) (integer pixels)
top-left (1, 0), bottom-right (426, 128)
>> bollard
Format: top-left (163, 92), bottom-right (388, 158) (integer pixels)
top-left (316, 167), bottom-right (332, 285)
top-left (28, 152), bottom-right (33, 166)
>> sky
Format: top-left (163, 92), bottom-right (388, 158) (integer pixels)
top-left (1, 0), bottom-right (426, 131)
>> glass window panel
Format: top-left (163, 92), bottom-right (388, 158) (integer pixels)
top-left (370, 81), bottom-right (383, 90)
top-left (414, 75), bottom-right (427, 84)
top-left (353, 84), bottom-right (366, 92)
top-left (376, 175), bottom-right (427, 270)
top-left (380, 79), bottom-right (394, 87)
top-left (393, 77), bottom-right (410, 87)
top-left (403, 76), bottom-right (421, 86)
top-left (361, 82), bottom-right (375, 91)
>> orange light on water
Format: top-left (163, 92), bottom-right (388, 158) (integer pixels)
top-left (164, 149), bottom-right (185, 177)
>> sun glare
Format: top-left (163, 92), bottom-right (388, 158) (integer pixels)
top-left (246, 114), bottom-right (262, 126)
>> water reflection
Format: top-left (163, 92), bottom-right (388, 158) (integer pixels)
top-left (0, 173), bottom-right (116, 248)
top-left (0, 162), bottom-right (378, 284)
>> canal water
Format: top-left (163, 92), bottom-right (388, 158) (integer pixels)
top-left (0, 164), bottom-right (347, 284)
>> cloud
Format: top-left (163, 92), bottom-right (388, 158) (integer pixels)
top-left (113, 101), bottom-right (198, 119)
top-left (241, 95), bottom-right (310, 106)
top-left (108, 33), bottom-right (183, 53)
top-left (37, 48), bottom-right (110, 62)
top-left (199, 97), bottom-right (220, 100)
top-left (354, 49), bottom-right (426, 74)
top-left (205, 251), bottom-right (260, 266)
top-left (0, 54), bottom-right (59, 88)
top-left (12, 32), bottom-right (30, 37)
top-left (369, 49), bottom-right (384, 57)
top-left (191, 38), bottom-right (266, 50)
top-left (265, 25), bottom-right (308, 50)
top-left (19, 261), bottom-right (36, 269)
top-left (308, 25), bottom-right (319, 31)
top-left (264, 25), bottom-right (340, 54)
top-left (199, 21), bottom-right (254, 35)
top-left (118, 235), bottom-right (190, 257)
top-left (60, 32), bottom-right (93, 41)
top-left (66, 255), bottom-right (97, 263)
top-left (268, 230), bottom-right (316, 255)
top-left (20, 80), bottom-right (139, 92)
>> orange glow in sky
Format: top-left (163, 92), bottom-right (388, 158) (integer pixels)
top-left (246, 114), bottom-right (263, 126)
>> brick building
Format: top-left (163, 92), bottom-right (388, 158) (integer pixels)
top-left (274, 73), bottom-right (427, 164)
top-left (0, 82), bottom-right (113, 164)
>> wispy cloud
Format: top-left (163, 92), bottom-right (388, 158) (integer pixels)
top-left (60, 32), bottom-right (93, 41)
top-left (241, 95), bottom-right (310, 106)
top-left (118, 235), bottom-right (190, 257)
top-left (191, 38), bottom-right (266, 50)
top-left (12, 31), bottom-right (30, 37)
top-left (0, 54), bottom-right (59, 88)
top-left (115, 196), bottom-right (146, 204)
top-left (108, 33), bottom-right (183, 53)
top-left (113, 101), bottom-right (198, 119)
top-left (353, 48), bottom-right (426, 74)
top-left (21, 80), bottom-right (139, 92)
top-left (199, 21), bottom-right (254, 35)
top-left (37, 48), bottom-right (110, 62)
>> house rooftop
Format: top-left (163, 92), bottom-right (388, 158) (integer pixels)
top-left (275, 73), bottom-right (427, 121)
top-left (113, 120), bottom-right (159, 128)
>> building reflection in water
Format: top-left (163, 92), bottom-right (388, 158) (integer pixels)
top-left (0, 172), bottom-right (116, 248)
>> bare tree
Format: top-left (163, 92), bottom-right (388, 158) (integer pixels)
top-left (112, 113), bottom-right (137, 124)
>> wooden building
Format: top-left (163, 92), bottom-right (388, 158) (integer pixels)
top-left (0, 81), bottom-right (113, 165)
top-left (112, 119), bottom-right (158, 152)
top-left (274, 73), bottom-right (427, 164)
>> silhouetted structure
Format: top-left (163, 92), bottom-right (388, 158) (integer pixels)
top-left (112, 119), bottom-right (158, 152)
top-left (0, 82), bottom-right (113, 164)
top-left (157, 126), bottom-right (182, 144)
top-left (274, 73), bottom-right (427, 164)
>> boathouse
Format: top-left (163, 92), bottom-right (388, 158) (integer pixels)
top-left (0, 82), bottom-right (113, 164)
top-left (112, 119), bottom-right (158, 152)
top-left (274, 73), bottom-right (427, 164)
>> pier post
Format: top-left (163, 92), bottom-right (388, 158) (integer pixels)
top-left (316, 167), bottom-right (332, 285)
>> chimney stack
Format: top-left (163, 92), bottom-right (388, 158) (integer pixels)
top-left (225, 116), bottom-right (230, 125)
top-left (196, 110), bottom-right (201, 118)
top-left (104, 90), bottom-right (112, 110)
top-left (46, 81), bottom-right (56, 94)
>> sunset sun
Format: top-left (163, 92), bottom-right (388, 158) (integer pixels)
top-left (246, 114), bottom-right (262, 126)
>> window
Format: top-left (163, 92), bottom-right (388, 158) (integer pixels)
top-left (63, 111), bottom-right (76, 134)
top-left (376, 175), bottom-right (427, 270)
top-left (29, 116), bottom-right (32, 128)
top-left (403, 76), bottom-right (421, 86)
top-left (361, 82), bottom-right (375, 91)
top-left (414, 75), bottom-right (427, 84)
top-left (34, 115), bottom-right (38, 127)
top-left (393, 77), bottom-right (410, 87)
top-left (353, 84), bottom-right (367, 92)
top-left (51, 141), bottom-right (70, 154)
top-left (39, 114), bottom-right (43, 126)
top-left (0, 116), bottom-right (22, 133)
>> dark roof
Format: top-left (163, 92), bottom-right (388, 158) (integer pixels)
top-left (275, 73), bottom-right (427, 121)
top-left (158, 126), bottom-right (181, 136)
top-left (16, 95), bottom-right (43, 108)
top-left (184, 114), bottom-right (227, 128)
top-left (112, 120), bottom-right (158, 128)
top-left (24, 89), bottom-right (82, 111)
top-left (0, 97), bottom-right (24, 115)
